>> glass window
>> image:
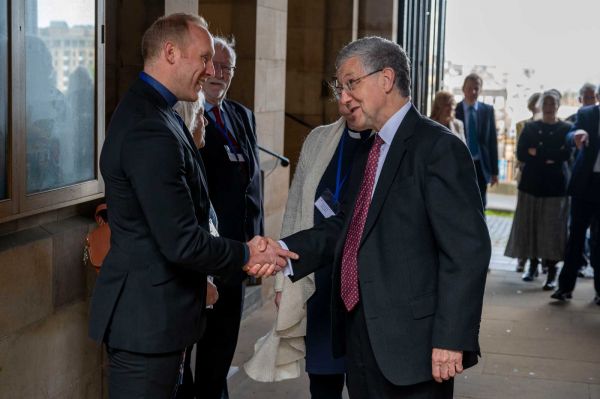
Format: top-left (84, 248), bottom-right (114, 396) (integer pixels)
top-left (25, 0), bottom-right (95, 193)
top-left (0, 0), bottom-right (7, 200)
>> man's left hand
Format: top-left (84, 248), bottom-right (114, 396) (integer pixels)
top-left (490, 175), bottom-right (499, 186)
top-left (431, 348), bottom-right (463, 383)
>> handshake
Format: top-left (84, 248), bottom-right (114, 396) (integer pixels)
top-left (243, 236), bottom-right (299, 278)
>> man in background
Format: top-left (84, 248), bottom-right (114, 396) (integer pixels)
top-left (552, 84), bottom-right (600, 306)
top-left (196, 36), bottom-right (264, 399)
top-left (456, 73), bottom-right (499, 208)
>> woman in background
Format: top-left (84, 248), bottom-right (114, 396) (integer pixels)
top-left (505, 90), bottom-right (572, 290)
top-left (513, 92), bottom-right (541, 273)
top-left (430, 90), bottom-right (466, 143)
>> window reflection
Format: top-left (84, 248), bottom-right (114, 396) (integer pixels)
top-left (0, 0), bottom-right (7, 199)
top-left (25, 0), bottom-right (95, 193)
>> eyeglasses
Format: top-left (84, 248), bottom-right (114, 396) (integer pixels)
top-left (329, 69), bottom-right (383, 99)
top-left (214, 62), bottom-right (236, 76)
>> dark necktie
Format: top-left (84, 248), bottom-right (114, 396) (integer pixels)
top-left (211, 107), bottom-right (242, 153)
top-left (340, 134), bottom-right (384, 311)
top-left (467, 105), bottom-right (479, 157)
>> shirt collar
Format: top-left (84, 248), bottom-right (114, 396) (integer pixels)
top-left (139, 72), bottom-right (178, 107)
top-left (377, 101), bottom-right (412, 145)
top-left (204, 101), bottom-right (218, 113)
top-left (463, 100), bottom-right (479, 114)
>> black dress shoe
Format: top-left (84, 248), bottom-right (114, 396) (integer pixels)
top-left (550, 290), bottom-right (572, 301)
top-left (594, 296), bottom-right (600, 306)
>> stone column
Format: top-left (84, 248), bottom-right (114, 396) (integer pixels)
top-left (357, 0), bottom-right (398, 40)
top-left (199, 0), bottom-right (288, 238)
top-left (284, 0), bottom-right (354, 173)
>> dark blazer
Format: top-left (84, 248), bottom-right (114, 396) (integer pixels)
top-left (567, 104), bottom-right (600, 200)
top-left (284, 105), bottom-right (490, 386)
top-left (456, 100), bottom-right (499, 182)
top-left (517, 120), bottom-right (572, 197)
top-left (200, 100), bottom-right (263, 255)
top-left (89, 78), bottom-right (246, 354)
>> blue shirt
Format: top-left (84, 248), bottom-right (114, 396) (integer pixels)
top-left (139, 72), bottom-right (178, 107)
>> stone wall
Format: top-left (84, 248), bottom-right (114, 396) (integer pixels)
top-left (199, 0), bottom-right (290, 238)
top-left (0, 206), bottom-right (105, 398)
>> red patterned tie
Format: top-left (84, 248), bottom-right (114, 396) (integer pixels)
top-left (340, 134), bottom-right (384, 311)
top-left (211, 107), bottom-right (241, 151)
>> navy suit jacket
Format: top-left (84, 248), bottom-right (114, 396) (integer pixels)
top-left (456, 100), bottom-right (499, 182)
top-left (89, 79), bottom-right (246, 354)
top-left (567, 104), bottom-right (600, 200)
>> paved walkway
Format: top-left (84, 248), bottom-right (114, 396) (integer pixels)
top-left (226, 215), bottom-right (600, 399)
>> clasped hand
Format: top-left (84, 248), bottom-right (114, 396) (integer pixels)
top-left (243, 236), bottom-right (299, 278)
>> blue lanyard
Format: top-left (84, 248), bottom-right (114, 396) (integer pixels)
top-left (212, 109), bottom-right (242, 158)
top-left (334, 130), bottom-right (350, 203)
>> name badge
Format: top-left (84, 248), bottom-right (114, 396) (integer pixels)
top-left (315, 188), bottom-right (340, 218)
top-left (224, 145), bottom-right (246, 163)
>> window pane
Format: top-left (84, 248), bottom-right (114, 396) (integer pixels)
top-left (25, 0), bottom-right (95, 193)
top-left (0, 0), bottom-right (7, 200)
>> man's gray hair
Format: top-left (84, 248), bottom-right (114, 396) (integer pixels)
top-left (214, 35), bottom-right (237, 65)
top-left (174, 90), bottom-right (205, 132)
top-left (336, 36), bottom-right (411, 97)
top-left (579, 82), bottom-right (597, 96)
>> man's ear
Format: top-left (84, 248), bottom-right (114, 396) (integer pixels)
top-left (381, 67), bottom-right (396, 93)
top-left (164, 41), bottom-right (177, 65)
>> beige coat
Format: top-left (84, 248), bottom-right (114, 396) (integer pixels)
top-left (243, 118), bottom-right (347, 382)
top-left (449, 118), bottom-right (466, 143)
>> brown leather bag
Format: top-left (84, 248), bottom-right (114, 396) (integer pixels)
top-left (84, 204), bottom-right (110, 274)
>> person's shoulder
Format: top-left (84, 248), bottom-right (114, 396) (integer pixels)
top-left (225, 99), bottom-right (254, 117)
top-left (480, 101), bottom-right (494, 111)
top-left (452, 118), bottom-right (464, 129)
top-left (415, 112), bottom-right (455, 143)
top-left (578, 104), bottom-right (598, 118)
top-left (305, 118), bottom-right (344, 143)
top-left (557, 119), bottom-right (573, 130)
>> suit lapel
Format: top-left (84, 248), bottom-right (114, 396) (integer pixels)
top-left (476, 102), bottom-right (485, 141)
top-left (163, 109), bottom-right (210, 195)
top-left (360, 106), bottom-right (419, 245)
top-left (456, 101), bottom-right (465, 122)
top-left (591, 106), bottom-right (600, 149)
top-left (223, 101), bottom-right (255, 178)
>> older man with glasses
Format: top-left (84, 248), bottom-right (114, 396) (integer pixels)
top-left (258, 36), bottom-right (490, 398)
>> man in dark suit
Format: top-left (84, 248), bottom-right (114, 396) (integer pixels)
top-left (259, 37), bottom-right (490, 398)
top-left (455, 73), bottom-right (499, 208)
top-left (551, 94), bottom-right (600, 305)
top-left (566, 83), bottom-right (597, 122)
top-left (566, 83), bottom-right (597, 277)
top-left (193, 36), bottom-right (264, 399)
top-left (88, 14), bottom-right (294, 398)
